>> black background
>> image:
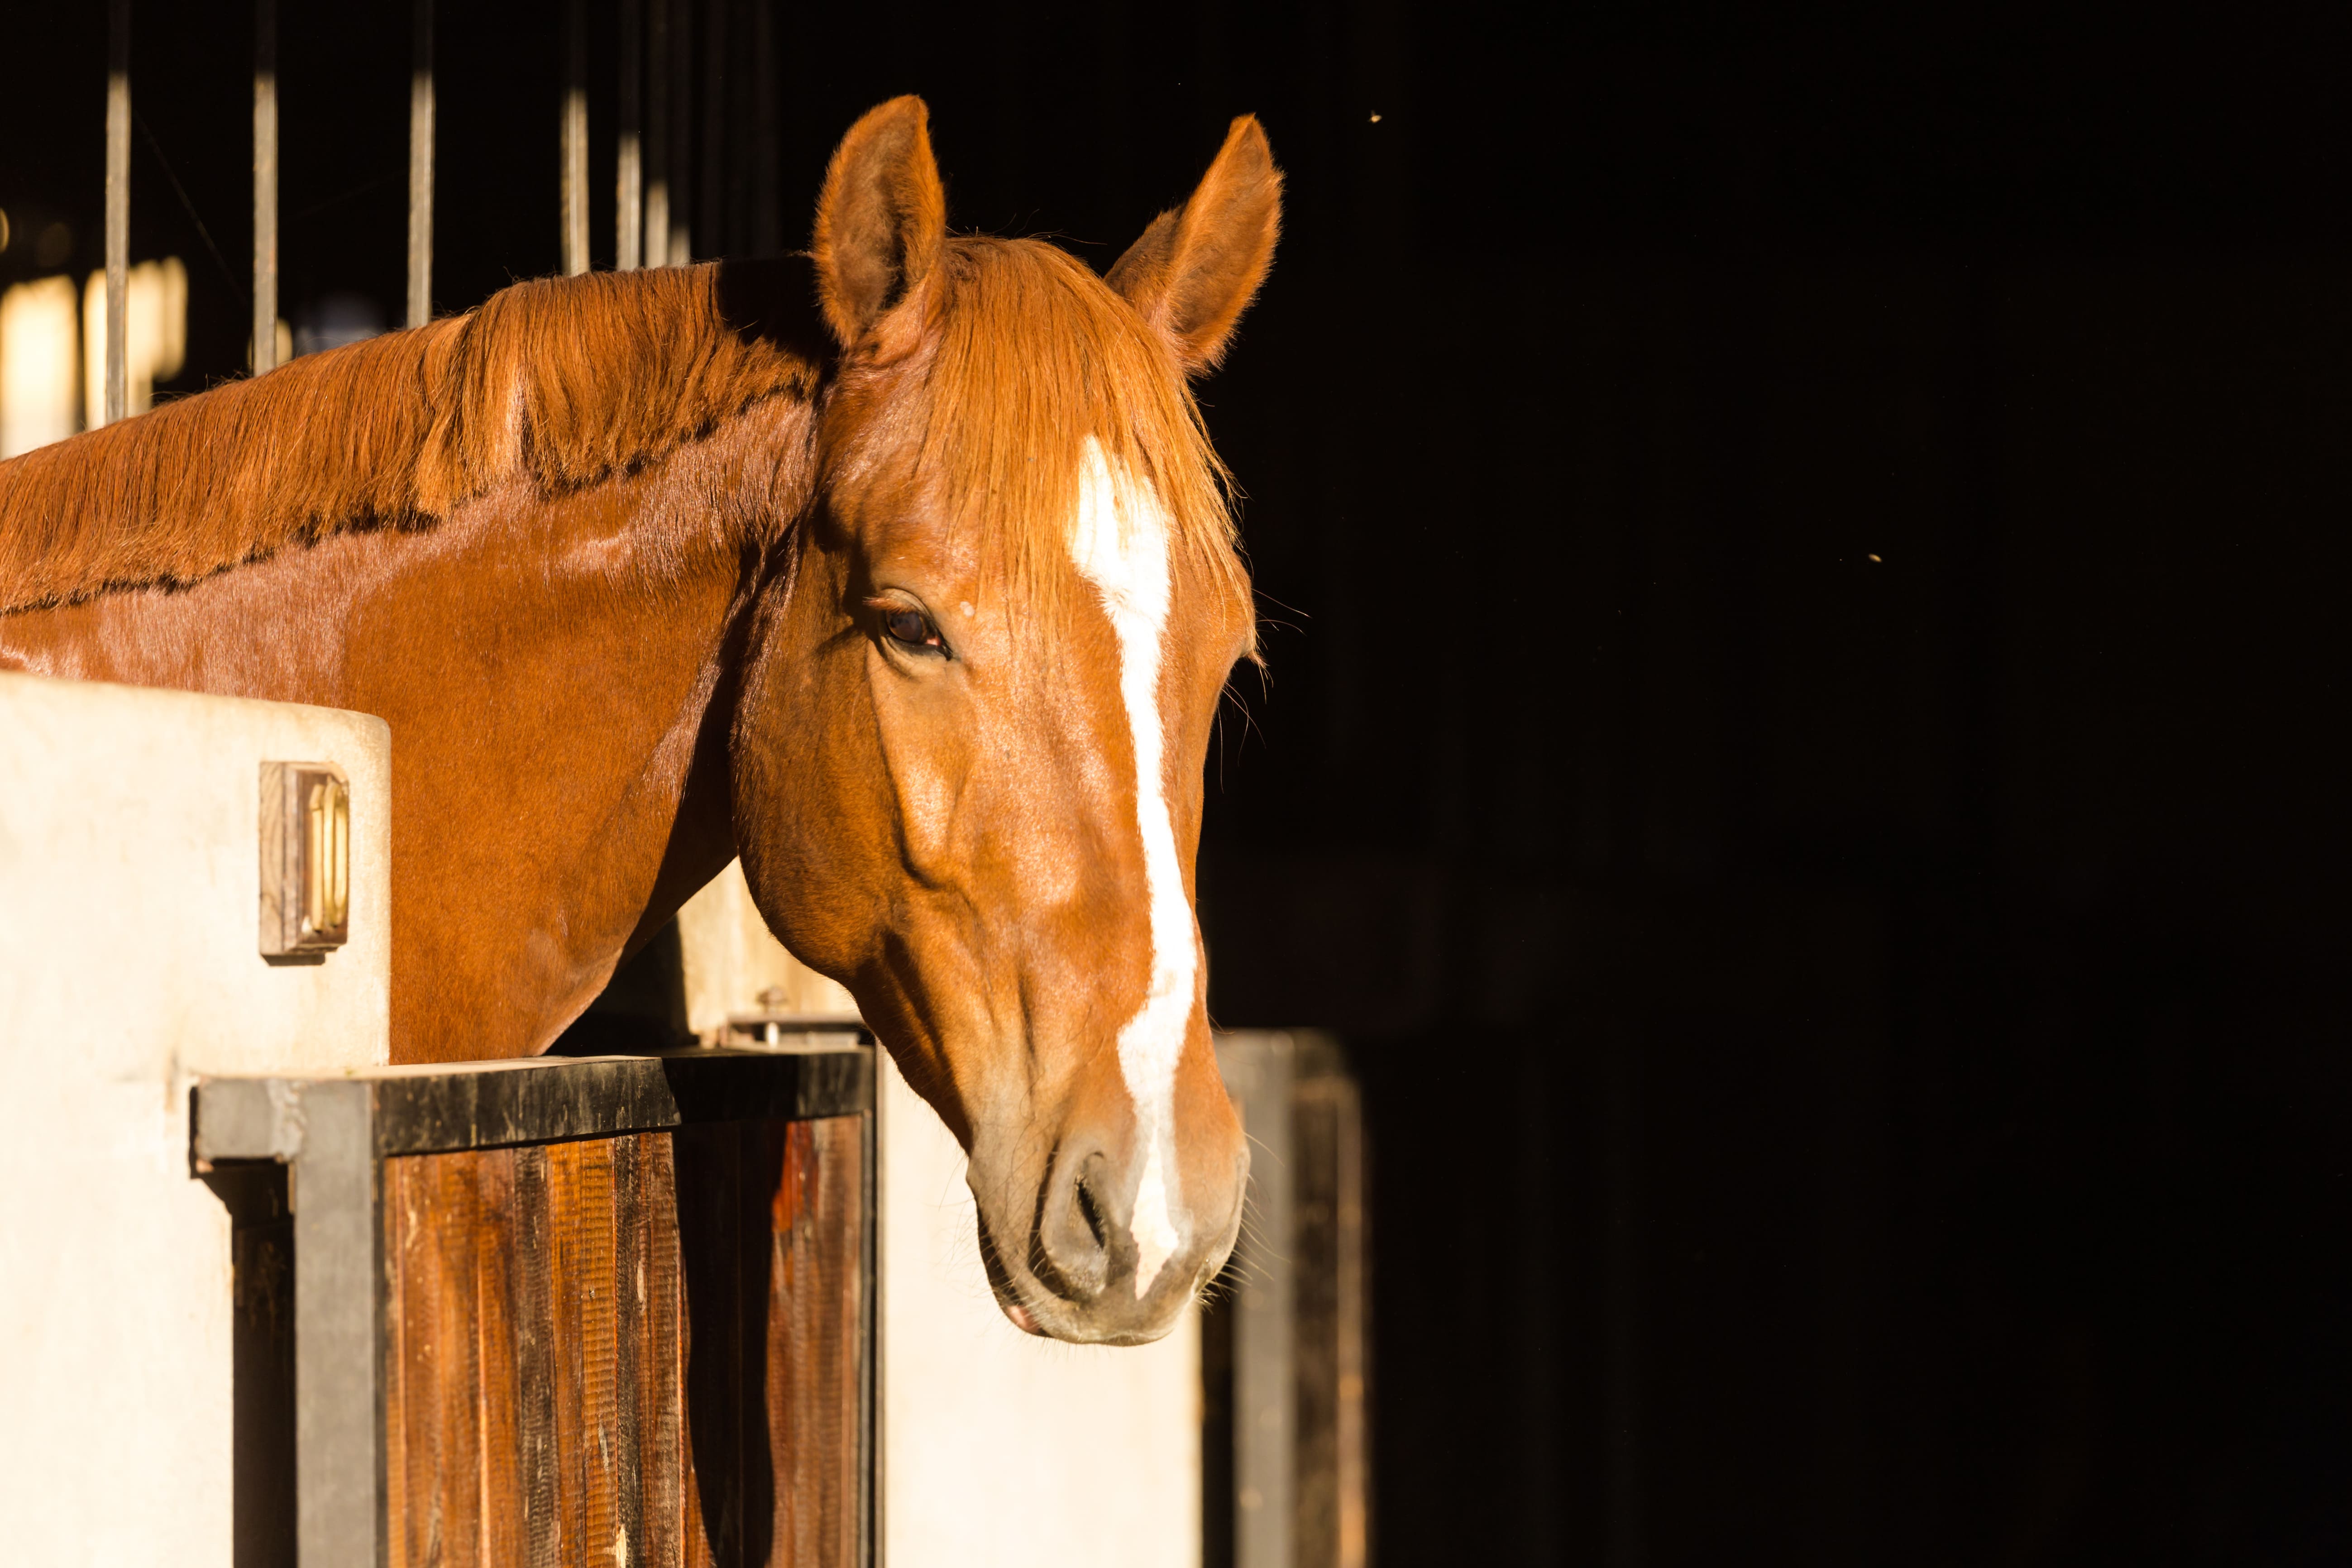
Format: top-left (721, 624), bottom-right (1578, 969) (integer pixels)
top-left (7, 1), bottom-right (2349, 1560)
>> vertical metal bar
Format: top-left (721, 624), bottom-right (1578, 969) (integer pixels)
top-left (292, 1080), bottom-right (386, 1568)
top-left (616, 0), bottom-right (641, 269)
top-left (104, 0), bottom-right (130, 423)
top-left (666, 0), bottom-right (693, 263)
top-left (748, 0), bottom-right (779, 256)
top-left (696, 0), bottom-right (726, 258)
top-left (643, 0), bottom-right (668, 267)
top-left (252, 0), bottom-right (277, 373)
top-left (405, 0), bottom-right (433, 327)
top-left (561, 0), bottom-right (589, 275)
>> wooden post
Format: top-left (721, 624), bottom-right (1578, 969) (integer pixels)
top-left (193, 1045), bottom-right (878, 1567)
top-left (1224, 1035), bottom-right (1296, 1568)
top-left (617, 0), bottom-right (642, 269)
top-left (252, 0), bottom-right (277, 373)
top-left (1211, 1033), bottom-right (1371, 1568)
top-left (561, 0), bottom-right (589, 275)
top-left (406, 0), bottom-right (433, 327)
top-left (104, 0), bottom-right (130, 423)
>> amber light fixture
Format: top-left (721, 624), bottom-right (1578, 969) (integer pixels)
top-left (260, 761), bottom-right (350, 956)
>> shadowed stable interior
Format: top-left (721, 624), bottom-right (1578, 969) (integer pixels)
top-left (6, 0), bottom-right (2350, 1560)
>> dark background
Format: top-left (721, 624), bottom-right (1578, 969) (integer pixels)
top-left (7, 1), bottom-right (2349, 1561)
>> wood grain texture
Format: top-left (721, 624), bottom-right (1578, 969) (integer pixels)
top-left (1291, 1076), bottom-right (1368, 1568)
top-left (768, 1117), bottom-right (865, 1566)
top-left (511, 1146), bottom-right (561, 1567)
top-left (381, 1119), bottom-right (867, 1567)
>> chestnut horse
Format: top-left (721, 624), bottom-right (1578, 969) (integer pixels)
top-left (0, 98), bottom-right (1279, 1345)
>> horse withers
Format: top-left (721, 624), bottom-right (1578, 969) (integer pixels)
top-left (0, 98), bottom-right (1281, 1345)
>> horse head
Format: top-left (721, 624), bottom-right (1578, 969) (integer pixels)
top-left (730, 99), bottom-right (1280, 1345)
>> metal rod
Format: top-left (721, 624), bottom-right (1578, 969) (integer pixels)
top-left (105, 0), bottom-right (130, 423)
top-left (697, 0), bottom-right (725, 259)
top-left (561, 0), bottom-right (589, 275)
top-left (644, 0), bottom-right (668, 267)
top-left (616, 0), bottom-right (641, 269)
top-left (406, 0), bottom-right (433, 327)
top-left (252, 0), bottom-right (277, 374)
top-left (749, 0), bottom-right (779, 255)
top-left (666, 0), bottom-right (693, 263)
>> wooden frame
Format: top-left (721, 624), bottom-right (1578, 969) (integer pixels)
top-left (195, 1042), bottom-right (877, 1568)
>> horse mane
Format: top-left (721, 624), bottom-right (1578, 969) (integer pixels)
top-left (0, 263), bottom-right (822, 614)
top-left (0, 242), bottom-right (1248, 623)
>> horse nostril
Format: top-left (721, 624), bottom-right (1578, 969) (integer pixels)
top-left (1035, 1146), bottom-right (1124, 1304)
top-left (1075, 1173), bottom-right (1108, 1251)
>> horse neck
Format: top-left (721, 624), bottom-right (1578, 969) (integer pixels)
top-left (0, 399), bottom-right (816, 1062)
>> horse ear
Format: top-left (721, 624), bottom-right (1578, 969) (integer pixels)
top-left (812, 96), bottom-right (947, 347)
top-left (1107, 116), bottom-right (1283, 375)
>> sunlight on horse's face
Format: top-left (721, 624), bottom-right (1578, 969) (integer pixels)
top-left (730, 97), bottom-right (1281, 1343)
top-left (749, 414), bottom-right (1251, 1344)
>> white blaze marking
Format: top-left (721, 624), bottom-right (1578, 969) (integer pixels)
top-left (1068, 436), bottom-right (1195, 1299)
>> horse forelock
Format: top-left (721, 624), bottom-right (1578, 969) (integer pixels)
top-left (0, 263), bottom-right (820, 615)
top-left (832, 236), bottom-right (1252, 639)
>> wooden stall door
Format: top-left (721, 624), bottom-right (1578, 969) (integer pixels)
top-left (382, 1117), bottom-right (865, 1568)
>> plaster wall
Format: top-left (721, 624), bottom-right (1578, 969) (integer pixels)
top-left (675, 856), bottom-right (858, 1036)
top-left (880, 1052), bottom-right (1204, 1568)
top-left (0, 670), bottom-right (391, 1566)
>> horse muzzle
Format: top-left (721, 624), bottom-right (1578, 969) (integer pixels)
top-left (971, 1116), bottom-right (1247, 1346)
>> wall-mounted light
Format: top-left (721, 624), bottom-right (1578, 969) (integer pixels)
top-left (261, 761), bottom-right (350, 956)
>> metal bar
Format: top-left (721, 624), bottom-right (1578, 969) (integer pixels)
top-left (405, 0), bottom-right (433, 327)
top-left (666, 0), bottom-right (693, 263)
top-left (696, 0), bottom-right (726, 258)
top-left (104, 0), bottom-right (129, 423)
top-left (644, 0), bottom-right (668, 266)
top-left (561, 0), bottom-right (589, 275)
top-left (252, 0), bottom-right (277, 373)
top-left (748, 0), bottom-right (780, 255)
top-left (291, 1080), bottom-right (385, 1568)
top-left (616, 0), bottom-right (641, 269)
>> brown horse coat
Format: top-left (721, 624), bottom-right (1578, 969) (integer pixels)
top-left (0, 99), bottom-right (1280, 1343)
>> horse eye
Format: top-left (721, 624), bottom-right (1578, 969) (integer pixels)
top-left (884, 608), bottom-right (940, 650)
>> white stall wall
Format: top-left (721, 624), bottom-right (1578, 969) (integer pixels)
top-left (880, 1051), bottom-right (1204, 1568)
top-left (674, 856), bottom-right (860, 1037)
top-left (0, 671), bottom-right (391, 1567)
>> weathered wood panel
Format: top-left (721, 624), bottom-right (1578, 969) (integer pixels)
top-left (1207, 1032), bottom-right (1369, 1568)
top-left (382, 1117), bottom-right (865, 1568)
top-left (769, 1118), bottom-right (864, 1565)
top-left (1291, 1072), bottom-right (1367, 1568)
